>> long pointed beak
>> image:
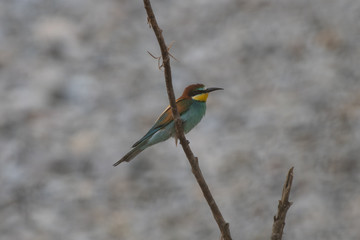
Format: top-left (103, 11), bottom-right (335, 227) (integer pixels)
top-left (204, 87), bottom-right (224, 93)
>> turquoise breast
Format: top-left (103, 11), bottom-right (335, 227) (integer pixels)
top-left (181, 101), bottom-right (206, 134)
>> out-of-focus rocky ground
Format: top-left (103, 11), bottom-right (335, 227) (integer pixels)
top-left (1, 0), bottom-right (360, 239)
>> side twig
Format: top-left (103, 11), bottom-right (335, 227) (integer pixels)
top-left (142, 1), bottom-right (232, 239)
top-left (271, 167), bottom-right (294, 240)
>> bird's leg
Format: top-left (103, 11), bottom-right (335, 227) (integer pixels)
top-left (175, 135), bottom-right (178, 146)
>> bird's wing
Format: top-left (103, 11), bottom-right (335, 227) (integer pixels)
top-left (154, 97), bottom-right (192, 127)
top-left (132, 98), bottom-right (192, 148)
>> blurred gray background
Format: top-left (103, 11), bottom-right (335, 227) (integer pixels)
top-left (1, 0), bottom-right (360, 239)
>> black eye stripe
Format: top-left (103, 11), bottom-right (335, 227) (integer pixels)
top-left (191, 90), bottom-right (204, 96)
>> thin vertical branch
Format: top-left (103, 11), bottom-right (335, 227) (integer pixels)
top-left (271, 167), bottom-right (294, 240)
top-left (143, 1), bottom-right (232, 239)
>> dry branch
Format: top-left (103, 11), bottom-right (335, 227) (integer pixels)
top-left (271, 167), bottom-right (294, 240)
top-left (142, 0), bottom-right (232, 239)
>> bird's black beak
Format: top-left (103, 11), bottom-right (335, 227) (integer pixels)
top-left (204, 87), bottom-right (224, 93)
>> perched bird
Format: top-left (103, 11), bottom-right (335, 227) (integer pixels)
top-left (113, 83), bottom-right (223, 166)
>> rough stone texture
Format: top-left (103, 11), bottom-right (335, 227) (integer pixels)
top-left (1, 0), bottom-right (360, 239)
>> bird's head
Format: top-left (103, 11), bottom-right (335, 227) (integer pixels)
top-left (181, 84), bottom-right (223, 102)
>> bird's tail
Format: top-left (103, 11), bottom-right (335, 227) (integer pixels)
top-left (113, 144), bottom-right (146, 166)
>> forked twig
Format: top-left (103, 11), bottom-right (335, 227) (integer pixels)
top-left (143, 0), bottom-right (232, 239)
top-left (147, 41), bottom-right (178, 70)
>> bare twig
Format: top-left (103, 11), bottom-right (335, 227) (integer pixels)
top-left (147, 41), bottom-right (178, 70)
top-left (271, 167), bottom-right (294, 240)
top-left (147, 50), bottom-right (163, 70)
top-left (143, 1), bottom-right (232, 239)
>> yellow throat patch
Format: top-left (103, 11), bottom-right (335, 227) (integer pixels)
top-left (192, 93), bottom-right (209, 102)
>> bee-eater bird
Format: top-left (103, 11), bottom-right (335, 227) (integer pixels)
top-left (113, 83), bottom-right (223, 166)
